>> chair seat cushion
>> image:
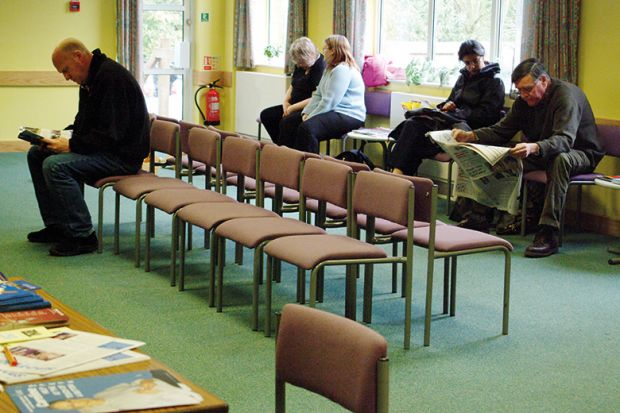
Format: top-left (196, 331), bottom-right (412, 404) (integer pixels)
top-left (144, 188), bottom-right (234, 213)
top-left (114, 177), bottom-right (193, 199)
top-left (305, 199), bottom-right (347, 219)
top-left (92, 169), bottom-right (152, 188)
top-left (264, 186), bottom-right (300, 204)
top-left (264, 234), bottom-right (388, 270)
top-left (524, 169), bottom-right (601, 184)
top-left (216, 217), bottom-right (325, 248)
top-left (177, 202), bottom-right (277, 230)
top-left (392, 224), bottom-right (513, 252)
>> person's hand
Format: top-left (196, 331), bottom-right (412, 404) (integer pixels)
top-left (282, 102), bottom-right (291, 117)
top-left (510, 142), bottom-right (539, 158)
top-left (441, 101), bottom-right (456, 112)
top-left (302, 113), bottom-right (309, 122)
top-left (452, 129), bottom-right (476, 143)
top-left (42, 137), bottom-right (70, 153)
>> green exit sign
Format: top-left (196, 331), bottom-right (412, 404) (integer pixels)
top-left (200, 12), bottom-right (209, 22)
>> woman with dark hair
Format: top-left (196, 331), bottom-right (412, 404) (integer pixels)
top-left (259, 37), bottom-right (326, 145)
top-left (281, 35), bottom-right (365, 153)
top-left (388, 39), bottom-right (506, 175)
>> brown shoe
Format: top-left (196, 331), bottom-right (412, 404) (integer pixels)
top-left (524, 225), bottom-right (559, 258)
top-left (457, 214), bottom-right (490, 233)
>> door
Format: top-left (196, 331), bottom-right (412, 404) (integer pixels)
top-left (141, 0), bottom-right (191, 120)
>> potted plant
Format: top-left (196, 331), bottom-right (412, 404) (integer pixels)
top-left (263, 45), bottom-right (282, 61)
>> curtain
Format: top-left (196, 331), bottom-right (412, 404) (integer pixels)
top-left (234, 0), bottom-right (254, 69)
top-left (285, 0), bottom-right (308, 74)
top-left (333, 0), bottom-right (367, 68)
top-left (521, 0), bottom-right (580, 84)
top-left (116, 0), bottom-right (142, 82)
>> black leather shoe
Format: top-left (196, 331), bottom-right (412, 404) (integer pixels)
top-left (49, 233), bottom-right (98, 257)
top-left (524, 226), bottom-right (559, 258)
top-left (27, 227), bottom-right (65, 243)
top-left (457, 214), bottom-right (490, 233)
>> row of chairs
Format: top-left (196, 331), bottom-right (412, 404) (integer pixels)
top-left (96, 117), bottom-right (513, 350)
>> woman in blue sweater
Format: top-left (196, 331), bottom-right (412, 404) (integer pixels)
top-left (283, 35), bottom-right (365, 153)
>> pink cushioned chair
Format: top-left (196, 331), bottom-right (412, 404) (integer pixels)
top-left (276, 303), bottom-right (389, 413)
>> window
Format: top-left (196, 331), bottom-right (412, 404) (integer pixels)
top-left (250, 0), bottom-right (289, 67)
top-left (377, 0), bottom-right (522, 86)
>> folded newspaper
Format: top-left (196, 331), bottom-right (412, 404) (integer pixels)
top-left (426, 130), bottom-right (523, 214)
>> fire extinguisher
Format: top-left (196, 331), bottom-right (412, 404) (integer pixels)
top-left (194, 79), bottom-right (222, 126)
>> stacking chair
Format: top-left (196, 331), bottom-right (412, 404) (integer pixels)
top-left (91, 113), bottom-right (157, 253)
top-left (276, 304), bottom-right (389, 413)
top-left (169, 120), bottom-right (206, 181)
top-left (264, 169), bottom-right (416, 349)
top-left (175, 136), bottom-right (277, 305)
top-left (142, 128), bottom-right (235, 286)
top-left (112, 120), bottom-right (193, 267)
top-left (389, 171), bottom-right (512, 346)
top-left (213, 144), bottom-right (325, 328)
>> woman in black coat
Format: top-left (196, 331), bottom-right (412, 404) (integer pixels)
top-left (259, 37), bottom-right (326, 145)
top-left (388, 39), bottom-right (505, 175)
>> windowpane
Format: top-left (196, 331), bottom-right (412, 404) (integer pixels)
top-left (142, 10), bottom-right (184, 69)
top-left (142, 74), bottom-right (183, 120)
top-left (250, 0), bottom-right (288, 67)
top-left (379, 0), bottom-right (429, 67)
top-left (144, 0), bottom-right (182, 5)
top-left (434, 0), bottom-right (492, 69)
top-left (498, 0), bottom-right (521, 83)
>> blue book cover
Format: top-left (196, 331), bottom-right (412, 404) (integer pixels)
top-left (0, 284), bottom-right (33, 302)
top-left (7, 369), bottom-right (203, 412)
top-left (0, 299), bottom-right (51, 312)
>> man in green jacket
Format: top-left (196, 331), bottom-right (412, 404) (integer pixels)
top-left (453, 58), bottom-right (604, 258)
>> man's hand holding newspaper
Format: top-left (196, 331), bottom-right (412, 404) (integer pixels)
top-left (427, 130), bottom-right (523, 214)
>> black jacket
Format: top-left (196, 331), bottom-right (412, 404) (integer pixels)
top-left (69, 49), bottom-right (150, 167)
top-left (438, 63), bottom-right (506, 129)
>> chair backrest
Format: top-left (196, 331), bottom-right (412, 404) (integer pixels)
top-left (353, 171), bottom-right (413, 227)
top-left (150, 119), bottom-right (179, 156)
top-left (323, 155), bottom-right (372, 173)
top-left (208, 125), bottom-right (241, 140)
top-left (276, 304), bottom-right (388, 413)
top-left (373, 168), bottom-right (436, 223)
top-left (188, 128), bottom-right (220, 168)
top-left (597, 123), bottom-right (620, 157)
top-left (153, 114), bottom-right (179, 124)
top-left (221, 136), bottom-right (261, 178)
top-left (179, 120), bottom-right (205, 154)
top-left (302, 158), bottom-right (353, 209)
top-left (260, 144), bottom-right (306, 190)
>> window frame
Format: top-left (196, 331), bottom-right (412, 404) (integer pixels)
top-left (250, 0), bottom-right (289, 68)
top-left (375, 0), bottom-right (523, 86)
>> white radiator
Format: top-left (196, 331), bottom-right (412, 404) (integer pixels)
top-left (235, 71), bottom-right (288, 137)
top-left (389, 92), bottom-right (446, 128)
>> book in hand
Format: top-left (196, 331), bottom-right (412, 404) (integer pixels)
top-left (7, 369), bottom-right (203, 413)
top-left (17, 127), bottom-right (72, 146)
top-left (597, 175), bottom-right (620, 185)
top-left (0, 308), bottom-right (69, 331)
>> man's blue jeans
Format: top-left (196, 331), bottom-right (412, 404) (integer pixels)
top-left (27, 146), bottom-right (139, 238)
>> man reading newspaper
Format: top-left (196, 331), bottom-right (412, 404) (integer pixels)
top-left (452, 58), bottom-right (604, 258)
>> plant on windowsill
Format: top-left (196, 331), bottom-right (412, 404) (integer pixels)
top-left (405, 58), bottom-right (458, 87)
top-left (263, 45), bottom-right (282, 61)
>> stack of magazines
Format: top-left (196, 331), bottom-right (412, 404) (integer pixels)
top-left (0, 282), bottom-right (51, 312)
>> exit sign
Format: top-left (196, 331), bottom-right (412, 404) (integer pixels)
top-left (200, 12), bottom-right (209, 22)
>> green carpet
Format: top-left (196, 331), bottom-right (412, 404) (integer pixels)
top-left (0, 152), bottom-right (618, 412)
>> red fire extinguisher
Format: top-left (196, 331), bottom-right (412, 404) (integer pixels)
top-left (194, 79), bottom-right (222, 126)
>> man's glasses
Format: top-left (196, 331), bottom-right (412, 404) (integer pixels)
top-left (516, 79), bottom-right (540, 96)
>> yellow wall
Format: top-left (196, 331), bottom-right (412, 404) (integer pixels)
top-left (0, 0), bottom-right (116, 139)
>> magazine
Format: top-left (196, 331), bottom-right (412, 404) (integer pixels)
top-left (0, 328), bottom-right (144, 376)
top-left (0, 327), bottom-right (54, 345)
top-left (0, 308), bottom-right (69, 332)
top-left (17, 127), bottom-right (72, 146)
top-left (0, 350), bottom-right (150, 385)
top-left (426, 130), bottom-right (523, 214)
top-left (6, 369), bottom-right (203, 413)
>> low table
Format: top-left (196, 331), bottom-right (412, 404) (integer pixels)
top-left (343, 127), bottom-right (394, 168)
top-left (593, 178), bottom-right (620, 265)
top-left (0, 281), bottom-right (229, 413)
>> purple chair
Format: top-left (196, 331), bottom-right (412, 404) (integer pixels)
top-left (276, 304), bottom-right (389, 413)
top-left (520, 122), bottom-right (620, 244)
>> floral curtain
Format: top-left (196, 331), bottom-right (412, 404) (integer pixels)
top-left (234, 0), bottom-right (254, 69)
top-left (521, 0), bottom-right (580, 84)
top-left (116, 0), bottom-right (142, 81)
top-left (285, 0), bottom-right (308, 74)
top-left (333, 0), bottom-right (367, 68)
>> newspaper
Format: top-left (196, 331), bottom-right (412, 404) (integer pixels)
top-left (0, 327), bottom-right (144, 377)
top-left (427, 130), bottom-right (523, 214)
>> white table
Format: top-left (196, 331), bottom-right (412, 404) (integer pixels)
top-left (594, 178), bottom-right (620, 265)
top-left (343, 128), bottom-right (395, 168)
